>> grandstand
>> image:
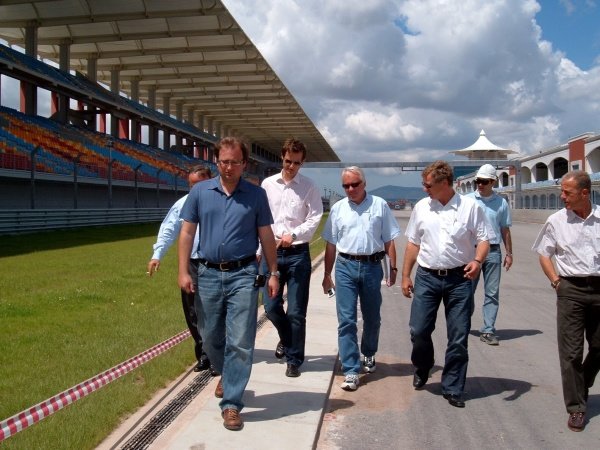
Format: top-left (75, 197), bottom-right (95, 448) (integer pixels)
top-left (0, 0), bottom-right (339, 233)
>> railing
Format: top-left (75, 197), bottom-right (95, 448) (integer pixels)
top-left (0, 208), bottom-right (169, 235)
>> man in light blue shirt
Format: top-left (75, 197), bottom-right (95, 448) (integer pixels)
top-left (466, 164), bottom-right (513, 346)
top-left (322, 166), bottom-right (401, 391)
top-left (147, 165), bottom-right (214, 373)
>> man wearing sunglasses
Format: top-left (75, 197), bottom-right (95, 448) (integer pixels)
top-left (402, 160), bottom-right (491, 408)
top-left (322, 166), bottom-right (401, 391)
top-left (466, 164), bottom-right (513, 346)
top-left (260, 138), bottom-right (323, 378)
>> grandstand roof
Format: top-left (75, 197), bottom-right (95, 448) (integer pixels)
top-left (0, 0), bottom-right (339, 162)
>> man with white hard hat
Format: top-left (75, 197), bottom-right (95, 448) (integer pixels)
top-left (466, 164), bottom-right (513, 346)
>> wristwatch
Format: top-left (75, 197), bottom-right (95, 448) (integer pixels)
top-left (291, 233), bottom-right (297, 242)
top-left (551, 278), bottom-right (561, 289)
top-left (268, 270), bottom-right (281, 278)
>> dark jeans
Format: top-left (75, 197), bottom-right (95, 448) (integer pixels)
top-left (409, 266), bottom-right (473, 395)
top-left (263, 244), bottom-right (311, 367)
top-left (556, 276), bottom-right (600, 413)
top-left (182, 258), bottom-right (206, 363)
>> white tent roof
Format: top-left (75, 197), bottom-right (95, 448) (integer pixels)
top-left (451, 130), bottom-right (516, 159)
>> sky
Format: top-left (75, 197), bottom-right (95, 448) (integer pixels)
top-left (1, 1), bottom-right (599, 196)
top-left (220, 0), bottom-right (600, 195)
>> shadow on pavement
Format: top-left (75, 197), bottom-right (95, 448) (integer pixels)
top-left (469, 328), bottom-right (543, 341)
top-left (241, 390), bottom-right (332, 422)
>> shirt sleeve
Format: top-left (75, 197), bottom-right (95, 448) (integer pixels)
top-left (151, 202), bottom-right (183, 260)
top-left (531, 220), bottom-right (556, 258)
top-left (381, 201), bottom-right (402, 242)
top-left (295, 183), bottom-right (324, 242)
top-left (321, 207), bottom-right (336, 244)
top-left (404, 203), bottom-right (421, 245)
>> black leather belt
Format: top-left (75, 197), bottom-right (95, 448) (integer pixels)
top-left (277, 242), bottom-right (309, 253)
top-left (200, 255), bottom-right (255, 271)
top-left (339, 251), bottom-right (386, 263)
top-left (420, 265), bottom-right (466, 276)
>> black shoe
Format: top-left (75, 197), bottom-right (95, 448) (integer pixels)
top-left (275, 341), bottom-right (285, 359)
top-left (209, 364), bottom-right (220, 377)
top-left (285, 363), bottom-right (300, 377)
top-left (195, 356), bottom-right (210, 371)
top-left (443, 393), bottom-right (465, 408)
top-left (413, 370), bottom-right (428, 389)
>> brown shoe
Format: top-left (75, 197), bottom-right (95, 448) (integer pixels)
top-left (567, 412), bottom-right (585, 432)
top-left (222, 408), bottom-right (243, 430)
top-left (214, 378), bottom-right (223, 398)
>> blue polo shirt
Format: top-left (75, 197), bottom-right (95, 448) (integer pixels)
top-left (180, 176), bottom-right (273, 262)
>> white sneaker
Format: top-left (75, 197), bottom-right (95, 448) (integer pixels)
top-left (341, 374), bottom-right (359, 391)
top-left (363, 355), bottom-right (376, 373)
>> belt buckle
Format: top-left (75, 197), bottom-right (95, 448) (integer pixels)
top-left (219, 262), bottom-right (230, 271)
top-left (437, 269), bottom-right (448, 276)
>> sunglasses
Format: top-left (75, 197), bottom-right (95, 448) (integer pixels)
top-left (475, 179), bottom-right (492, 185)
top-left (284, 159), bottom-right (303, 167)
top-left (422, 181), bottom-right (434, 189)
top-left (342, 181), bottom-right (362, 189)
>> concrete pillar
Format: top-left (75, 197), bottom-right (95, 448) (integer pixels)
top-left (110, 69), bottom-right (120, 138)
top-left (162, 94), bottom-right (171, 150)
top-left (21, 24), bottom-right (38, 115)
top-left (147, 86), bottom-right (157, 147)
top-left (86, 57), bottom-right (98, 130)
top-left (130, 78), bottom-right (141, 142)
top-left (57, 41), bottom-right (70, 124)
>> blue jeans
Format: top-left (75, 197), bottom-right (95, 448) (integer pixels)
top-left (334, 256), bottom-right (383, 375)
top-left (472, 246), bottom-right (502, 333)
top-left (195, 261), bottom-right (259, 412)
top-left (409, 266), bottom-right (473, 395)
top-left (263, 245), bottom-right (311, 366)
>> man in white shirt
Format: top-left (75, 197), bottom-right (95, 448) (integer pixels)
top-left (532, 170), bottom-right (600, 432)
top-left (261, 138), bottom-right (323, 377)
top-left (466, 164), bottom-right (513, 346)
top-left (402, 160), bottom-right (490, 408)
top-left (147, 165), bottom-right (214, 373)
top-left (322, 166), bottom-right (400, 391)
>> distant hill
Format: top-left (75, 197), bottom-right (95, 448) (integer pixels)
top-left (369, 185), bottom-right (427, 202)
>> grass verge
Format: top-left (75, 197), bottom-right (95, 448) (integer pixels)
top-left (0, 215), bottom-right (328, 449)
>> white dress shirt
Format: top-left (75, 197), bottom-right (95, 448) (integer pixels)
top-left (532, 203), bottom-right (600, 276)
top-left (405, 193), bottom-right (492, 269)
top-left (152, 194), bottom-right (200, 260)
top-left (261, 171), bottom-right (323, 244)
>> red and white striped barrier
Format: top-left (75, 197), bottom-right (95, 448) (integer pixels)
top-left (0, 329), bottom-right (190, 442)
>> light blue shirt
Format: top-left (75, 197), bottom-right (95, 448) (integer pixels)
top-left (151, 194), bottom-right (200, 260)
top-left (322, 193), bottom-right (401, 254)
top-left (181, 176), bottom-right (273, 262)
top-left (466, 191), bottom-right (511, 245)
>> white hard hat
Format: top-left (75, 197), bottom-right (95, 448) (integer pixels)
top-left (476, 164), bottom-right (497, 180)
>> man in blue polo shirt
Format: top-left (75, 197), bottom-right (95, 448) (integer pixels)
top-left (178, 137), bottom-right (279, 431)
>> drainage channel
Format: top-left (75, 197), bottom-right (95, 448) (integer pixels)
top-left (118, 313), bottom-right (270, 449)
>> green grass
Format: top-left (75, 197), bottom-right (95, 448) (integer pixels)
top-left (0, 216), bottom-right (328, 449)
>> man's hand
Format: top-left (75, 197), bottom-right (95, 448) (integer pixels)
top-left (386, 269), bottom-right (397, 287)
top-left (147, 259), bottom-right (160, 276)
top-left (322, 273), bottom-right (335, 295)
top-left (503, 254), bottom-right (513, 271)
top-left (278, 232), bottom-right (294, 248)
top-left (463, 261), bottom-right (482, 280)
top-left (267, 275), bottom-right (279, 298)
top-left (401, 276), bottom-right (414, 298)
top-left (178, 273), bottom-right (194, 294)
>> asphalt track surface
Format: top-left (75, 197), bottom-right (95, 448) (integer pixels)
top-left (316, 212), bottom-right (599, 450)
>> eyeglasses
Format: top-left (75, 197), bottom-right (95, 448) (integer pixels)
top-left (283, 159), bottom-right (303, 167)
top-left (475, 178), bottom-right (492, 185)
top-left (422, 181), bottom-right (434, 189)
top-left (342, 181), bottom-right (362, 189)
top-left (218, 159), bottom-right (244, 167)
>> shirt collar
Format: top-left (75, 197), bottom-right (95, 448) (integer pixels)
top-left (429, 192), bottom-right (460, 211)
top-left (276, 170), bottom-right (301, 185)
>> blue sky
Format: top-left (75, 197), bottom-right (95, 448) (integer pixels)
top-left (536, 0), bottom-right (600, 70)
top-left (1, 1), bottom-right (600, 194)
